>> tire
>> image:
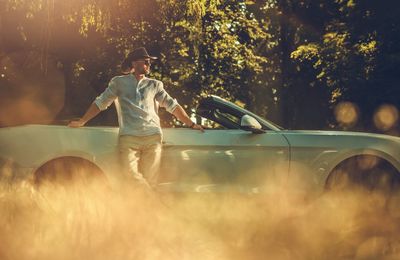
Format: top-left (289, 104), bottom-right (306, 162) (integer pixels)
top-left (326, 155), bottom-right (400, 195)
top-left (325, 156), bottom-right (400, 258)
top-left (34, 157), bottom-right (108, 191)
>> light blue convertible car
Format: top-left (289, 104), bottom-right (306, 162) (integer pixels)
top-left (1, 95), bottom-right (400, 195)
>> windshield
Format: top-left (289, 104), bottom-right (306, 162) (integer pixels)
top-left (197, 95), bottom-right (284, 131)
top-left (216, 96), bottom-right (284, 131)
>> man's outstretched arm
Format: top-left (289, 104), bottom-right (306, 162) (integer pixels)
top-left (68, 102), bottom-right (101, 128)
top-left (172, 105), bottom-right (204, 132)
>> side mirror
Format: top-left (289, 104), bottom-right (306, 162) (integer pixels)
top-left (240, 115), bottom-right (265, 134)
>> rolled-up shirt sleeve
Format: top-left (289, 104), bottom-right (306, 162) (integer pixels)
top-left (94, 79), bottom-right (118, 111)
top-left (154, 81), bottom-right (179, 113)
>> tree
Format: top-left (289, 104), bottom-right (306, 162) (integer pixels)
top-left (1, 0), bottom-right (399, 133)
top-left (290, 0), bottom-right (400, 132)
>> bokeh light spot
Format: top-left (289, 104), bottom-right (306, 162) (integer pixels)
top-left (373, 104), bottom-right (399, 131)
top-left (334, 102), bottom-right (359, 126)
top-left (357, 155), bottom-right (378, 170)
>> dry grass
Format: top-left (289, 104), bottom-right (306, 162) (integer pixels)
top-left (1, 175), bottom-right (400, 260)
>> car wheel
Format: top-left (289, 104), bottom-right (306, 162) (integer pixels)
top-left (34, 156), bottom-right (108, 192)
top-left (325, 155), bottom-right (400, 258)
top-left (325, 155), bottom-right (400, 195)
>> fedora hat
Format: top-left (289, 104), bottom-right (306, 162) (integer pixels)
top-left (125, 46), bottom-right (157, 62)
top-left (121, 47), bottom-right (157, 72)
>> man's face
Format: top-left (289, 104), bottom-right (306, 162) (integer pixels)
top-left (132, 58), bottom-right (151, 74)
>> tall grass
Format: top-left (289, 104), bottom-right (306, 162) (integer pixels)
top-left (1, 172), bottom-right (400, 259)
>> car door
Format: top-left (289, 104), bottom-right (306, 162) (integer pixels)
top-left (159, 129), bottom-right (289, 193)
top-left (157, 98), bottom-right (290, 193)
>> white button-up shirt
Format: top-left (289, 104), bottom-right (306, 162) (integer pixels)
top-left (94, 74), bottom-right (179, 136)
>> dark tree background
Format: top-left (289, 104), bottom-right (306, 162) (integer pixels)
top-left (0, 0), bottom-right (399, 135)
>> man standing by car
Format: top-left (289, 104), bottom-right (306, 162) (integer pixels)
top-left (68, 47), bottom-right (204, 189)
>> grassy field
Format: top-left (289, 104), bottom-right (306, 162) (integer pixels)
top-left (1, 176), bottom-right (400, 260)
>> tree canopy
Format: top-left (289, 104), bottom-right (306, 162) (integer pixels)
top-left (1, 0), bottom-right (399, 134)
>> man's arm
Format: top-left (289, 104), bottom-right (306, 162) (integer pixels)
top-left (69, 78), bottom-right (118, 128)
top-left (172, 105), bottom-right (204, 132)
top-left (68, 102), bottom-right (101, 128)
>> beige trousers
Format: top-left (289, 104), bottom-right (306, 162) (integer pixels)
top-left (118, 134), bottom-right (162, 188)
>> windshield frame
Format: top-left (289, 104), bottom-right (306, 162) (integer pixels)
top-left (196, 95), bottom-right (284, 131)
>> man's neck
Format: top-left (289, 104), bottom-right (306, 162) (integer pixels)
top-left (134, 73), bottom-right (145, 81)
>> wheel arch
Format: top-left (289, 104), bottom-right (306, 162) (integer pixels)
top-left (324, 150), bottom-right (400, 189)
top-left (33, 154), bottom-right (107, 185)
top-left (327, 149), bottom-right (400, 174)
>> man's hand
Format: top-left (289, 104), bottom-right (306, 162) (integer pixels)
top-left (171, 105), bottom-right (205, 133)
top-left (191, 123), bottom-right (205, 132)
top-left (68, 119), bottom-right (86, 128)
top-left (67, 103), bottom-right (101, 128)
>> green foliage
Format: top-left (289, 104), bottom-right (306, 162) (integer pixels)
top-left (290, 0), bottom-right (398, 131)
top-left (1, 0), bottom-right (399, 132)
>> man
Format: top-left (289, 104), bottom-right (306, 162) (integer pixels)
top-left (69, 47), bottom-right (204, 189)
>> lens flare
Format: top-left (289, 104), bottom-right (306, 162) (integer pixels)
top-left (373, 104), bottom-right (399, 131)
top-left (0, 51), bottom-right (65, 126)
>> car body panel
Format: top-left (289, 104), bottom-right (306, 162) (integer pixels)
top-left (281, 130), bottom-right (400, 194)
top-left (159, 128), bottom-right (289, 192)
top-left (0, 125), bottom-right (119, 182)
top-left (1, 96), bottom-right (400, 195)
top-left (0, 125), bottom-right (290, 190)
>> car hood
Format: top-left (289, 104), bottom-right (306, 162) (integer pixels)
top-left (280, 130), bottom-right (400, 156)
top-left (282, 129), bottom-right (400, 142)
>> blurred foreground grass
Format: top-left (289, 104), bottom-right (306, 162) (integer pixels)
top-left (1, 178), bottom-right (400, 259)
